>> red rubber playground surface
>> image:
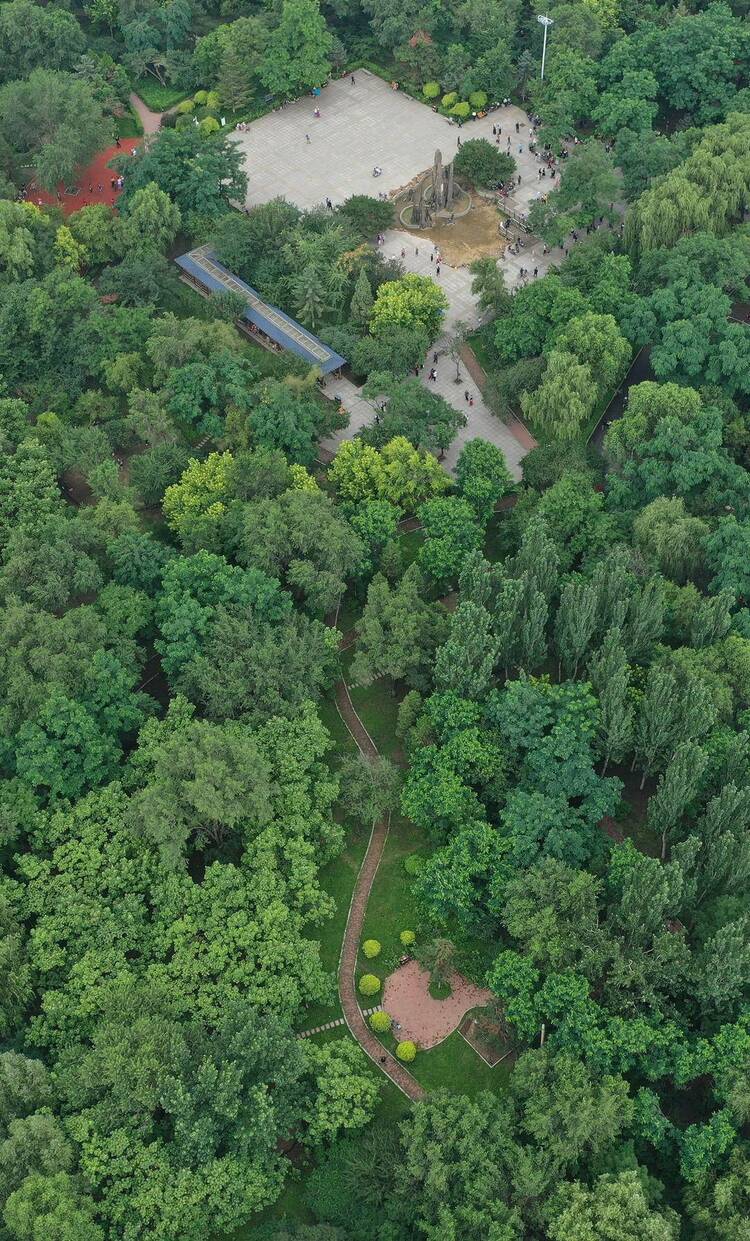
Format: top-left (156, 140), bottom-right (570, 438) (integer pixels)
top-left (29, 139), bottom-right (141, 215)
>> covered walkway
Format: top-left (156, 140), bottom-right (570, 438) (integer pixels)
top-left (175, 245), bottom-right (347, 374)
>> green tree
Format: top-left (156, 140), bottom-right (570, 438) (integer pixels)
top-left (0, 70), bottom-right (108, 192)
top-left (115, 128), bottom-right (248, 223)
top-left (120, 182), bottom-right (181, 255)
top-left (3, 1172), bottom-right (103, 1241)
top-left (303, 1040), bottom-right (379, 1146)
top-left (434, 601), bottom-right (497, 700)
top-left (351, 564), bottom-right (449, 690)
top-left (522, 350), bottom-right (597, 441)
top-left (588, 629), bottom-right (633, 773)
top-left (15, 692), bottom-right (121, 805)
top-left (470, 257), bottom-right (512, 315)
top-left (634, 666), bottom-right (716, 789)
top-left (553, 312), bottom-right (631, 397)
top-left (128, 701), bottom-right (273, 866)
top-left (336, 753), bottom-right (401, 826)
top-left (549, 1170), bottom-right (679, 1241)
top-left (261, 0), bottom-right (333, 97)
top-left (453, 139), bottom-right (516, 188)
top-left (633, 497), bottom-right (708, 584)
top-left (370, 274), bottom-right (448, 340)
top-left (528, 142), bottom-right (619, 245)
top-left (0, 0), bottom-right (84, 86)
top-left (350, 267), bottom-right (374, 329)
top-left (647, 740), bottom-right (707, 860)
top-left (455, 438), bottom-right (514, 523)
top-left (417, 496), bottom-right (483, 589)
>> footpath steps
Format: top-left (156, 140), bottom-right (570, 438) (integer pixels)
top-left (297, 1007), bottom-right (382, 1040)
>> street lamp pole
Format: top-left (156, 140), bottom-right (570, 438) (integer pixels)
top-left (537, 14), bottom-right (553, 82)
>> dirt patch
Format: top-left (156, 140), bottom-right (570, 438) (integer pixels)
top-left (30, 140), bottom-right (140, 215)
top-left (383, 959), bottom-right (493, 1049)
top-left (417, 192), bottom-right (508, 267)
top-left (459, 1012), bottom-right (514, 1068)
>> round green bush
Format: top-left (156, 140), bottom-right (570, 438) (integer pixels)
top-left (362, 939), bottom-right (382, 959)
top-left (175, 113), bottom-right (193, 130)
top-left (469, 90), bottom-right (488, 109)
top-left (403, 853), bottom-right (424, 877)
top-left (358, 974), bottom-right (381, 996)
top-left (175, 98), bottom-right (195, 114)
top-left (396, 1040), bottom-right (417, 1062)
top-left (452, 101), bottom-right (471, 119)
top-left (199, 116), bottom-right (220, 134)
top-left (441, 91), bottom-right (458, 109)
top-left (369, 1010), bottom-right (392, 1033)
top-left (193, 90), bottom-right (208, 105)
top-left (205, 90), bottom-right (221, 112)
top-left (423, 81), bottom-right (441, 99)
top-left (400, 929), bottom-right (416, 947)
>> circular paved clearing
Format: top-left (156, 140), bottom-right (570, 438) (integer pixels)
top-left (383, 959), bottom-right (493, 1049)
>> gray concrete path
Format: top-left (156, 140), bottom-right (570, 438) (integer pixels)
top-left (129, 92), bottom-right (164, 135)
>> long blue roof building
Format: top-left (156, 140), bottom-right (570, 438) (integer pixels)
top-left (175, 245), bottom-right (346, 376)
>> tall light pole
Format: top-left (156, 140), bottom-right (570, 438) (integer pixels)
top-left (537, 14), bottom-right (553, 82)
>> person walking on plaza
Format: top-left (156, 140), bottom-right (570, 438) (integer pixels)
top-left (433, 352), bottom-right (439, 364)
top-left (436, 264), bottom-right (440, 275)
top-left (305, 133), bottom-right (310, 142)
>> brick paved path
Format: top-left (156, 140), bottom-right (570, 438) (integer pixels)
top-left (328, 644), bottom-right (425, 1099)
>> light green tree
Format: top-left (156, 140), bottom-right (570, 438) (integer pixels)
top-left (521, 350), bottom-right (596, 440)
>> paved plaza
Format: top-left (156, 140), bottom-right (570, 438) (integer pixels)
top-left (234, 71), bottom-right (567, 477)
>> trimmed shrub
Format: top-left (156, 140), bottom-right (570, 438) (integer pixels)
top-left (205, 90), bottom-right (221, 112)
top-left (469, 90), bottom-right (488, 109)
top-left (199, 116), bottom-right (220, 134)
top-left (358, 974), bottom-right (381, 996)
top-left (452, 101), bottom-right (471, 119)
top-left (193, 90), bottom-right (208, 105)
top-left (362, 939), bottom-right (382, 959)
top-left (396, 1040), bottom-right (417, 1062)
top-left (441, 91), bottom-right (458, 109)
top-left (403, 853), bottom-right (424, 877)
top-left (400, 930), bottom-right (416, 947)
top-left (423, 82), bottom-right (441, 99)
top-left (175, 98), bottom-right (195, 114)
top-left (369, 1010), bottom-right (392, 1033)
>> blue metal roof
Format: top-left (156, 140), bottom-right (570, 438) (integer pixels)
top-left (175, 246), bottom-right (346, 375)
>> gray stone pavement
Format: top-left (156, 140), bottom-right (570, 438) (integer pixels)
top-left (236, 71), bottom-right (587, 477)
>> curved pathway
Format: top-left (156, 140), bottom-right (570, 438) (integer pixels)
top-left (331, 647), bottom-right (425, 1099)
top-left (328, 492), bottom-right (520, 1098)
top-left (129, 92), bottom-right (168, 135)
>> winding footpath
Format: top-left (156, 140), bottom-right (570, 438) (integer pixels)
top-left (128, 92), bottom-right (165, 135)
top-left (330, 628), bottom-right (425, 1100)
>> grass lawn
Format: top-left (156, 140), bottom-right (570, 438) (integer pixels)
top-left (132, 79), bottom-right (187, 111)
top-left (358, 813), bottom-right (425, 978)
top-left (409, 1030), bottom-right (511, 1095)
top-left (342, 653), bottom-right (402, 761)
top-left (399, 528), bottom-right (423, 569)
top-left (467, 323), bottom-right (499, 375)
top-left (115, 109), bottom-right (143, 138)
top-left (227, 1176), bottom-right (314, 1239)
top-left (298, 817), bottom-right (369, 1030)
